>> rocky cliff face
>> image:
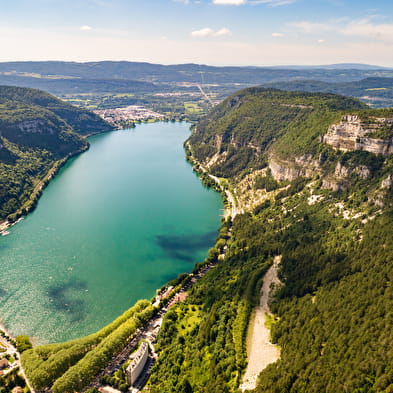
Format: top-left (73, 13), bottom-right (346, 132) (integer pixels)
top-left (269, 152), bottom-right (378, 191)
top-left (17, 119), bottom-right (55, 135)
top-left (334, 161), bottom-right (371, 179)
top-left (269, 154), bottom-right (323, 182)
top-left (322, 114), bottom-right (393, 156)
top-left (269, 114), bottom-right (393, 187)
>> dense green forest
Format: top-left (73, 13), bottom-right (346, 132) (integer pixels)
top-left (148, 88), bottom-right (393, 392)
top-left (0, 85), bottom-right (112, 222)
top-left (189, 88), bottom-right (367, 178)
top-left (149, 183), bottom-right (393, 393)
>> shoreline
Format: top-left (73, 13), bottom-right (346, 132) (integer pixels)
top-left (0, 121), bottom-right (189, 234)
top-left (0, 149), bottom-right (85, 235)
top-left (0, 126), bottom-right (119, 235)
top-left (0, 320), bottom-right (16, 340)
top-left (184, 140), bottom-right (240, 219)
top-left (0, 122), bottom-right (226, 344)
top-left (3, 122), bottom-right (234, 392)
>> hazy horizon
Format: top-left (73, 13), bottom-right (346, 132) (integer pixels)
top-left (0, 59), bottom-right (391, 69)
top-left (1, 0), bottom-right (393, 67)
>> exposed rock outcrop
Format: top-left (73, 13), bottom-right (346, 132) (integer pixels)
top-left (205, 135), bottom-right (226, 168)
top-left (381, 174), bottom-right (393, 189)
top-left (323, 115), bottom-right (393, 156)
top-left (322, 178), bottom-right (345, 192)
top-left (334, 162), bottom-right (371, 180)
top-left (269, 114), bottom-right (392, 187)
top-left (269, 154), bottom-right (322, 182)
top-left (17, 119), bottom-right (55, 134)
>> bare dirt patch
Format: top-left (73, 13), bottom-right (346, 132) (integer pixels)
top-left (239, 256), bottom-right (282, 392)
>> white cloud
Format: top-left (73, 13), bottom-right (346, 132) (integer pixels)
top-left (290, 18), bottom-right (393, 43)
top-left (191, 28), bottom-right (215, 37)
top-left (272, 32), bottom-right (284, 37)
top-left (212, 0), bottom-right (294, 5)
top-left (289, 21), bottom-right (332, 34)
top-left (212, 0), bottom-right (245, 4)
top-left (215, 28), bottom-right (232, 36)
top-left (81, 25), bottom-right (92, 31)
top-left (341, 19), bottom-right (393, 42)
top-left (1, 26), bottom-right (392, 67)
top-left (191, 27), bottom-right (232, 37)
top-left (251, 0), bottom-right (295, 5)
top-left (318, 39), bottom-right (325, 44)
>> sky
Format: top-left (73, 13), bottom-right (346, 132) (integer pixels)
top-left (1, 0), bottom-right (393, 67)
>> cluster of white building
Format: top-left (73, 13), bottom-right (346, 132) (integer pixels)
top-left (126, 341), bottom-right (149, 386)
top-left (94, 105), bottom-right (165, 126)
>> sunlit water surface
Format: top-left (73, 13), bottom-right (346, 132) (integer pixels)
top-left (0, 122), bottom-right (222, 343)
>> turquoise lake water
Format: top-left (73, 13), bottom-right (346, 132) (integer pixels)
top-left (0, 122), bottom-right (222, 343)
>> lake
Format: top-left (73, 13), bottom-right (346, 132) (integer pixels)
top-left (0, 122), bottom-right (222, 343)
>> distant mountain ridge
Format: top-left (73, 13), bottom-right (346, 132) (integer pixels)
top-left (262, 77), bottom-right (393, 107)
top-left (268, 63), bottom-right (392, 70)
top-left (0, 61), bottom-right (392, 86)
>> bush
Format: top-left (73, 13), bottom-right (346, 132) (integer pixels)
top-left (15, 336), bottom-right (32, 353)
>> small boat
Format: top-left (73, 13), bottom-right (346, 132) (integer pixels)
top-left (1, 231), bottom-right (10, 237)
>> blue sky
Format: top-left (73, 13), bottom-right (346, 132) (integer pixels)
top-left (1, 0), bottom-right (393, 66)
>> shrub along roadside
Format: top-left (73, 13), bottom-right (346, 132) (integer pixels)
top-left (21, 300), bottom-right (152, 390)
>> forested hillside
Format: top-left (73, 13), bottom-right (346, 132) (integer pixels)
top-left (149, 88), bottom-right (393, 392)
top-left (0, 86), bottom-right (113, 222)
top-left (189, 88), bottom-right (366, 178)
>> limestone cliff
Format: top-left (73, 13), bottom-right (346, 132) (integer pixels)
top-left (269, 154), bottom-right (323, 182)
top-left (188, 88), bottom-right (392, 208)
top-left (322, 114), bottom-right (393, 156)
top-left (268, 114), bottom-right (393, 188)
top-left (17, 119), bottom-right (56, 135)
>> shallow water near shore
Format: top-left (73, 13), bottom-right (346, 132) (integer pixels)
top-left (0, 122), bottom-right (222, 343)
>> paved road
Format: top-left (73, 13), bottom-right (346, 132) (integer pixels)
top-left (196, 84), bottom-right (214, 107)
top-left (81, 262), bottom-right (219, 393)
